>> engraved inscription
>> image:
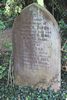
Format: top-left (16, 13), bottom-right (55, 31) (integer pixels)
top-left (21, 6), bottom-right (52, 69)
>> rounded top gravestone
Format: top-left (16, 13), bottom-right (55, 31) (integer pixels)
top-left (12, 3), bottom-right (61, 91)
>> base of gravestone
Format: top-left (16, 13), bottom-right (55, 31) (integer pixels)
top-left (14, 68), bottom-right (61, 92)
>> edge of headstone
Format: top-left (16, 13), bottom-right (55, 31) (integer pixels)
top-left (13, 3), bottom-right (60, 33)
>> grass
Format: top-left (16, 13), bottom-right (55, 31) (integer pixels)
top-left (0, 70), bottom-right (67, 100)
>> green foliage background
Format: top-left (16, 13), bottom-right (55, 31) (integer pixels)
top-left (0, 0), bottom-right (67, 99)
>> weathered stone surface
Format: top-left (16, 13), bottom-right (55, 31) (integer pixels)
top-left (13, 3), bottom-right (61, 91)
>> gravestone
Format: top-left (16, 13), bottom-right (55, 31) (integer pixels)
top-left (13, 3), bottom-right (61, 91)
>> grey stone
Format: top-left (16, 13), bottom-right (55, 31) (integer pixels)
top-left (12, 3), bottom-right (61, 91)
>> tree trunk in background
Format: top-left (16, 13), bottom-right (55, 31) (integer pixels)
top-left (24, 0), bottom-right (44, 6)
top-left (37, 0), bottom-right (44, 7)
